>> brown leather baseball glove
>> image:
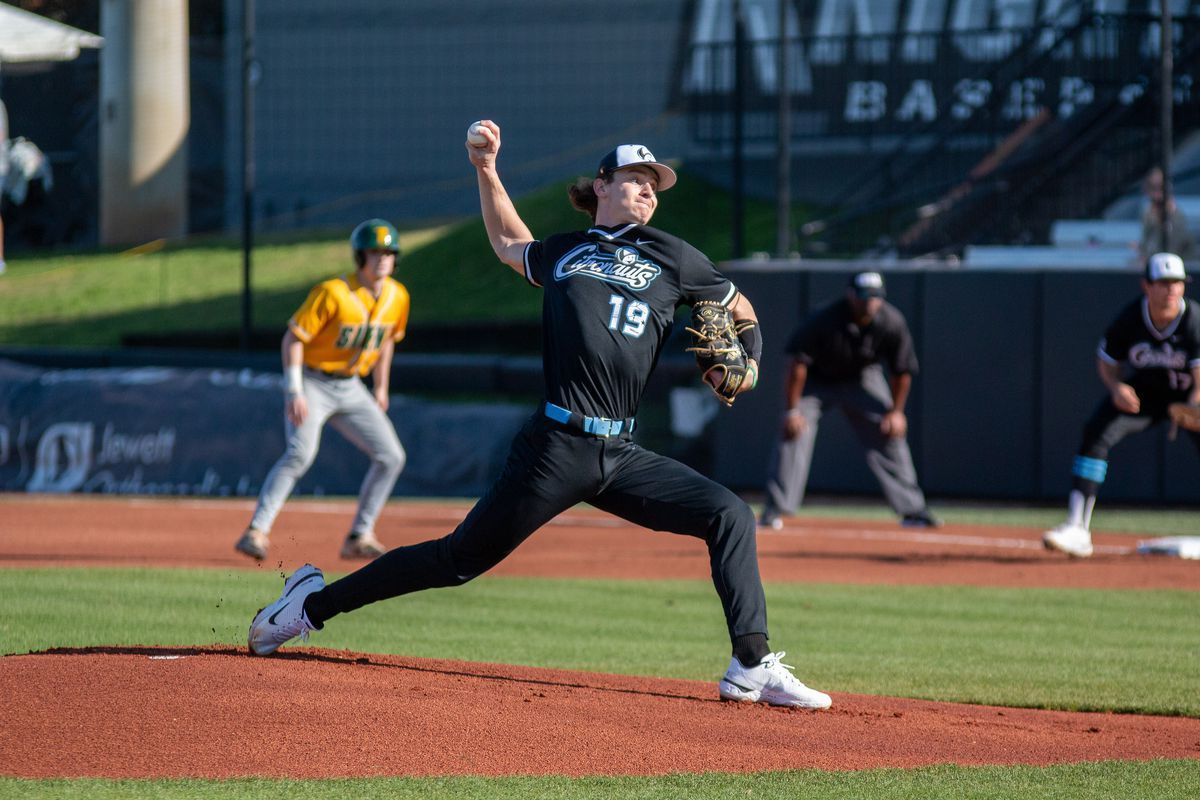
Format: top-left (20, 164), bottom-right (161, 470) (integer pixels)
top-left (685, 301), bottom-right (754, 406)
top-left (1168, 402), bottom-right (1200, 432)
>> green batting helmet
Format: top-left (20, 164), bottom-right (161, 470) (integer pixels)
top-left (350, 218), bottom-right (401, 266)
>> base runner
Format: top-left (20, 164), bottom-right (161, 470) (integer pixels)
top-left (234, 219), bottom-right (410, 561)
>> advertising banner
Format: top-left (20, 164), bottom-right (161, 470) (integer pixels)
top-left (0, 360), bottom-right (527, 498)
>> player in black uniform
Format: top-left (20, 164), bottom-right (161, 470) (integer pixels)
top-left (246, 121), bottom-right (832, 709)
top-left (1044, 252), bottom-right (1200, 558)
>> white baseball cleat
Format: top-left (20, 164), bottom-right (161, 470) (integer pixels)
top-left (1043, 523), bottom-right (1094, 558)
top-left (248, 564), bottom-right (325, 656)
top-left (718, 651), bottom-right (832, 709)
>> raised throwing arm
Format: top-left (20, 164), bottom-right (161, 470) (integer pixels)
top-left (465, 120), bottom-right (534, 273)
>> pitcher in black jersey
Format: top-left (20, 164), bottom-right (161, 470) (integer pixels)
top-left (246, 121), bottom-right (832, 709)
top-left (1044, 252), bottom-right (1200, 558)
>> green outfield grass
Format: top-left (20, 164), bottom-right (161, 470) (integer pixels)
top-left (2, 557), bottom-right (1197, 798)
top-left (2, 760), bottom-right (1198, 800)
top-left (2, 567), bottom-right (1196, 716)
top-left (0, 171), bottom-right (788, 348)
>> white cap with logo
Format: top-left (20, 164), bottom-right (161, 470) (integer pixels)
top-left (1146, 252), bottom-right (1189, 282)
top-left (596, 144), bottom-right (677, 191)
top-left (850, 271), bottom-right (886, 298)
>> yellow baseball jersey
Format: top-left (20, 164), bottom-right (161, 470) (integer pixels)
top-left (289, 273), bottom-right (410, 377)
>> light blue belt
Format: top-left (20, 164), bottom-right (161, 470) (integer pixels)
top-left (543, 402), bottom-right (635, 438)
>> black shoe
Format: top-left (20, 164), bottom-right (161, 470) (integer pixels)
top-left (901, 510), bottom-right (941, 528)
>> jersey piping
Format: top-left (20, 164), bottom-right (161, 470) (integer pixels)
top-left (587, 223), bottom-right (639, 240)
top-left (1141, 296), bottom-right (1185, 340)
top-left (717, 282), bottom-right (738, 306)
top-left (523, 243), bottom-right (541, 288)
top-left (1099, 297), bottom-right (1189, 364)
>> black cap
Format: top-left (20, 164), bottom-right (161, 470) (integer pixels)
top-left (849, 271), bottom-right (886, 299)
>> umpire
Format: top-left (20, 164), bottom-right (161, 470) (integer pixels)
top-left (759, 272), bottom-right (939, 529)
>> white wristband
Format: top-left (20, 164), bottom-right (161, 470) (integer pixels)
top-left (284, 364), bottom-right (303, 395)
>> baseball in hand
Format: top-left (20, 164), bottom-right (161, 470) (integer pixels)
top-left (467, 121), bottom-right (488, 146)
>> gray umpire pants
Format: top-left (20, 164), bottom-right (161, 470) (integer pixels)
top-left (764, 366), bottom-right (927, 517)
top-left (250, 368), bottom-right (406, 536)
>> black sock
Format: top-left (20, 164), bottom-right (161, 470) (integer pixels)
top-left (302, 591), bottom-right (331, 630)
top-left (733, 633), bottom-right (770, 668)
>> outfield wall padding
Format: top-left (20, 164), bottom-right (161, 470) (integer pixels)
top-left (0, 360), bottom-right (527, 498)
top-left (716, 267), bottom-right (1200, 504)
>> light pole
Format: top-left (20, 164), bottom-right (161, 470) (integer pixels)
top-left (240, 0), bottom-right (257, 351)
top-left (1159, 0), bottom-right (1173, 254)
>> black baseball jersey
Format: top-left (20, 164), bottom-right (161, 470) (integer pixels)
top-left (786, 298), bottom-right (918, 383)
top-left (523, 222), bottom-right (737, 419)
top-left (1098, 296), bottom-right (1200, 405)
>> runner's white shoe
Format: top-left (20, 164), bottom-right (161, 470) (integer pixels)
top-left (248, 564), bottom-right (325, 656)
top-left (718, 651), bottom-right (832, 709)
top-left (340, 531), bottom-right (387, 559)
top-left (1042, 523), bottom-right (1094, 558)
top-left (234, 528), bottom-right (269, 560)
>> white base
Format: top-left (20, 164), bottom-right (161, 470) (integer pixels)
top-left (1136, 536), bottom-right (1200, 560)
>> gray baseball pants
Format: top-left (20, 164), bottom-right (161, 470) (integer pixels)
top-left (765, 366), bottom-right (927, 517)
top-left (250, 368), bottom-right (406, 536)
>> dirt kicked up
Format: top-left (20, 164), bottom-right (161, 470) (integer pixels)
top-left (1, 496), bottom-right (1197, 778)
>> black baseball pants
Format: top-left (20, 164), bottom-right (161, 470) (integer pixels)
top-left (310, 412), bottom-right (768, 643)
top-left (1073, 397), bottom-right (1200, 493)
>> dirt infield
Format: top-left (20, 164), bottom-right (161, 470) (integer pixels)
top-left (1, 495), bottom-right (1197, 778)
top-left (3, 495), bottom-right (1197, 590)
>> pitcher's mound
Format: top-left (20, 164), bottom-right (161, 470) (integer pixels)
top-left (3, 645), bottom-right (1198, 778)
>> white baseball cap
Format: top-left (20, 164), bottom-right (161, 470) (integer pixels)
top-left (596, 144), bottom-right (677, 191)
top-left (1145, 252), bottom-right (1189, 282)
top-left (850, 271), bottom-right (886, 298)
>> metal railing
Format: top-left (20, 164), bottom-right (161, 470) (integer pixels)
top-left (682, 10), bottom-right (1200, 255)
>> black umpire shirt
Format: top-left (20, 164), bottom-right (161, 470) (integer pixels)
top-left (523, 222), bottom-right (737, 420)
top-left (786, 298), bottom-right (918, 383)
